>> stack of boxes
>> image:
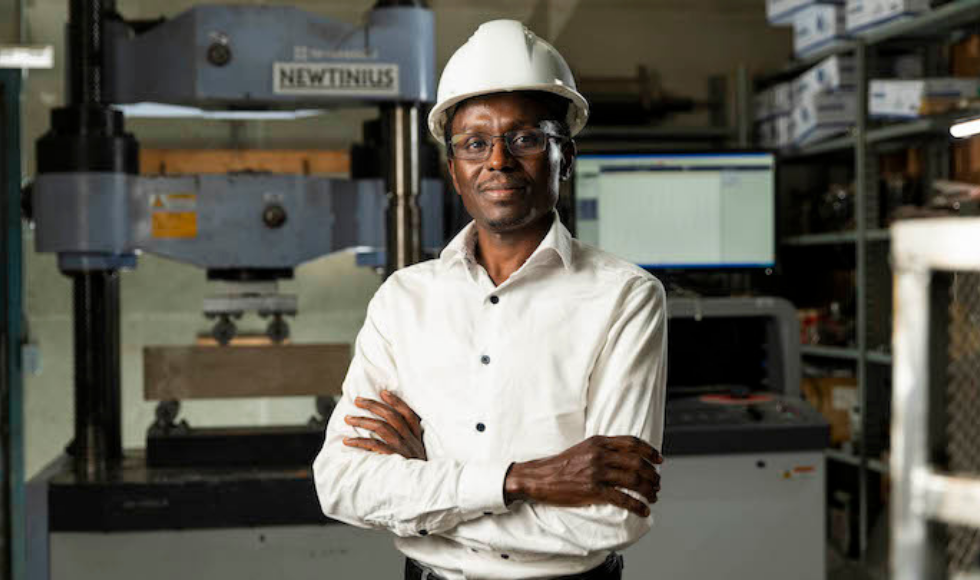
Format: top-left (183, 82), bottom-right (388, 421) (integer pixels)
top-left (755, 83), bottom-right (794, 148)
top-left (869, 78), bottom-right (980, 118)
top-left (767, 0), bottom-right (847, 59)
top-left (793, 3), bottom-right (849, 58)
top-left (767, 0), bottom-right (934, 58)
top-left (755, 56), bottom-right (857, 149)
top-left (791, 55), bottom-right (857, 145)
top-left (759, 0), bottom-right (940, 149)
top-left (845, 0), bottom-right (931, 34)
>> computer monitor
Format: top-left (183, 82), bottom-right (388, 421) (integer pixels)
top-left (574, 151), bottom-right (776, 269)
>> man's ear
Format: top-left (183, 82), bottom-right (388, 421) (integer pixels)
top-left (559, 140), bottom-right (577, 182)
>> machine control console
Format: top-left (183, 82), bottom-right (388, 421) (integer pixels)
top-left (665, 392), bottom-right (829, 455)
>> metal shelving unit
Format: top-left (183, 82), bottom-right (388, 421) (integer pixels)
top-left (759, 42), bottom-right (857, 85)
top-left (783, 229), bottom-right (890, 246)
top-left (860, 0), bottom-right (980, 44)
top-left (826, 448), bottom-right (890, 474)
top-left (769, 0), bottom-right (980, 560)
top-left (781, 114), bottom-right (962, 158)
top-left (782, 133), bottom-right (855, 158)
top-left (801, 344), bottom-right (893, 365)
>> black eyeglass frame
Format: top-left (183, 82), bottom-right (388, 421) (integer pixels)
top-left (447, 127), bottom-right (567, 161)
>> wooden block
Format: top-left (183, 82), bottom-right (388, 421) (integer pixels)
top-left (140, 149), bottom-right (350, 176)
top-left (195, 334), bottom-right (286, 347)
top-left (144, 344), bottom-right (351, 400)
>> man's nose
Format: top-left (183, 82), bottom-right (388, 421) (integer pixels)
top-left (487, 138), bottom-right (516, 171)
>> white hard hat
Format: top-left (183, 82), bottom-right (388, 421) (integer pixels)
top-left (427, 19), bottom-right (589, 141)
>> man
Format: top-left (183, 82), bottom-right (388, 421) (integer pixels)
top-left (313, 19), bottom-right (667, 580)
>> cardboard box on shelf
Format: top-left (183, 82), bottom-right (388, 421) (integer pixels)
top-left (952, 138), bottom-right (980, 184)
top-left (793, 4), bottom-right (849, 58)
top-left (869, 78), bottom-right (980, 119)
top-left (801, 376), bottom-right (858, 445)
top-left (758, 119), bottom-right (776, 148)
top-left (755, 82), bottom-right (794, 122)
top-left (952, 34), bottom-right (980, 77)
top-left (880, 147), bottom-right (923, 179)
top-left (768, 0), bottom-right (844, 25)
top-left (792, 89), bottom-right (856, 145)
top-left (776, 115), bottom-right (794, 147)
top-left (759, 115), bottom-right (795, 149)
top-left (845, 0), bottom-right (931, 34)
top-left (793, 54), bottom-right (856, 105)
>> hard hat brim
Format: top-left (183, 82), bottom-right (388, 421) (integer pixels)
top-left (427, 85), bottom-right (589, 142)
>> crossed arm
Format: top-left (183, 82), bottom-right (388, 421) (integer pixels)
top-left (313, 276), bottom-right (667, 554)
top-left (346, 390), bottom-right (662, 518)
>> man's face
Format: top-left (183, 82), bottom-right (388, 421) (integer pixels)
top-left (447, 93), bottom-right (573, 234)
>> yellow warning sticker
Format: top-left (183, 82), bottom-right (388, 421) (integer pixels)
top-left (152, 211), bottom-right (198, 239)
top-left (150, 193), bottom-right (197, 211)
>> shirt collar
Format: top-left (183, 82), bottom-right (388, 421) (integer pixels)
top-left (439, 211), bottom-right (573, 271)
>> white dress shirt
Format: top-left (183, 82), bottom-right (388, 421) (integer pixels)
top-left (313, 212), bottom-right (667, 580)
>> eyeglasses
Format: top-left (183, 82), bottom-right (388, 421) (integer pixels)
top-left (449, 128), bottom-right (563, 161)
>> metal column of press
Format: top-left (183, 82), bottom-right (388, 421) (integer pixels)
top-left (383, 102), bottom-right (423, 274)
top-left (35, 0), bottom-right (138, 477)
top-left (379, 0), bottom-right (426, 275)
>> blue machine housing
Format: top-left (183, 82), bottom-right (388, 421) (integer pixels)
top-left (105, 5), bottom-right (436, 107)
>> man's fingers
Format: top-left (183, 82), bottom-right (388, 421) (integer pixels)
top-left (343, 437), bottom-right (395, 455)
top-left (380, 390), bottom-right (423, 439)
top-left (345, 415), bottom-right (402, 445)
top-left (599, 467), bottom-right (660, 505)
top-left (603, 487), bottom-right (650, 518)
top-left (599, 436), bottom-right (663, 464)
top-left (603, 452), bottom-right (661, 488)
top-left (353, 397), bottom-right (415, 441)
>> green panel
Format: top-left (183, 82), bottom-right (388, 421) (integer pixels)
top-left (0, 68), bottom-right (24, 580)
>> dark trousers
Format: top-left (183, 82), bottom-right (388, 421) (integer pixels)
top-left (405, 553), bottom-right (623, 580)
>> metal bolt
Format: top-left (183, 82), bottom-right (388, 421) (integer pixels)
top-left (207, 42), bottom-right (232, 67)
top-left (263, 204), bottom-right (287, 229)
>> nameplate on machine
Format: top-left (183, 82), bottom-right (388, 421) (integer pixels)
top-left (273, 62), bottom-right (400, 96)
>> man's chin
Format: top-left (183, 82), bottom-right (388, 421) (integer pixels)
top-left (482, 211), bottom-right (533, 232)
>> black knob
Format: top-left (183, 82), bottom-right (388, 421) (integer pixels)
top-left (207, 42), bottom-right (232, 66)
top-left (263, 204), bottom-right (287, 229)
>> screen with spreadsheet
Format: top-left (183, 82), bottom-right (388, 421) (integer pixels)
top-left (574, 152), bottom-right (776, 269)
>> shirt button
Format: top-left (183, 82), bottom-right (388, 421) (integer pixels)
top-left (489, 295), bottom-right (499, 305)
top-left (501, 554), bottom-right (510, 559)
top-left (480, 355), bottom-right (491, 365)
top-left (476, 423), bottom-right (486, 432)
top-left (419, 529), bottom-right (428, 536)
top-left (483, 511), bottom-right (492, 516)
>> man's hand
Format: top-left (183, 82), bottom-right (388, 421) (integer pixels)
top-left (342, 390), bottom-right (427, 460)
top-left (503, 436), bottom-right (662, 517)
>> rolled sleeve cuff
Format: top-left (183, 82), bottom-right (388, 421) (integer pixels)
top-left (457, 458), bottom-right (512, 517)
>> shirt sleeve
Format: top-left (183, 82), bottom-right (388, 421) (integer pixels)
top-left (312, 280), bottom-right (513, 538)
top-left (435, 276), bottom-right (668, 556)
